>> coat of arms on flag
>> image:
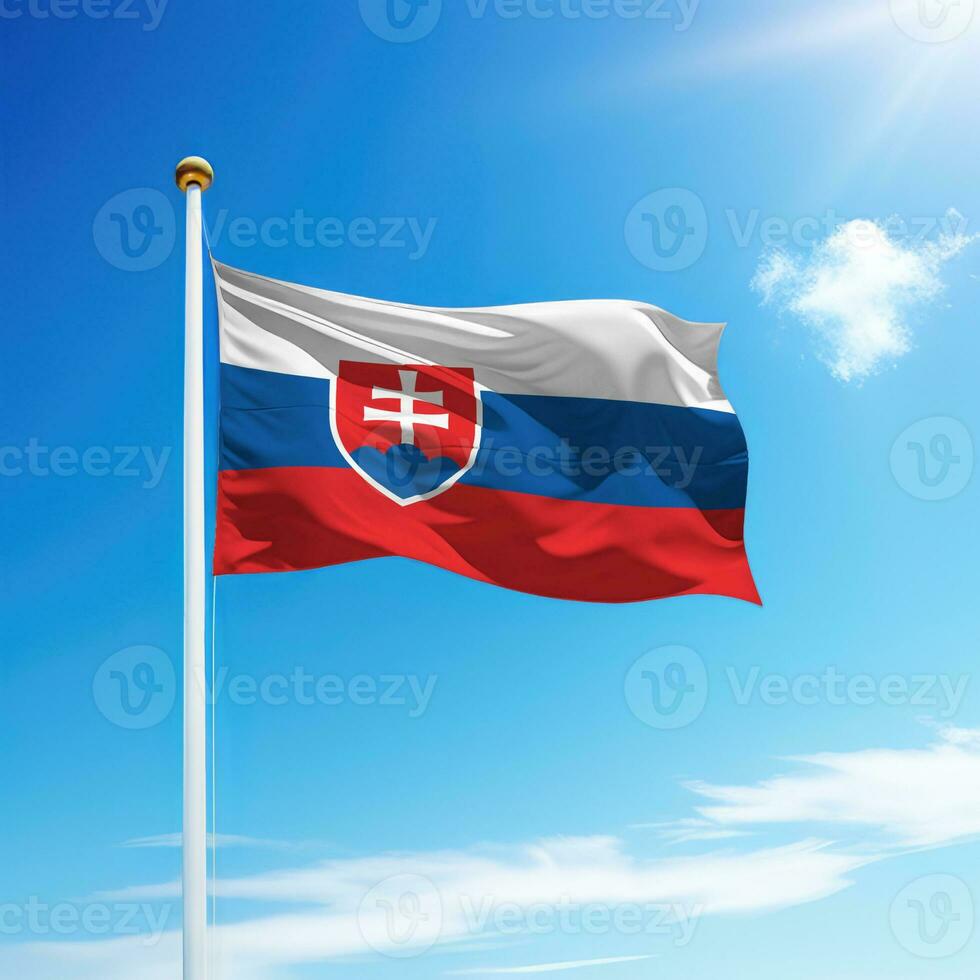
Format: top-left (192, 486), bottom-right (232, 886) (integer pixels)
top-left (332, 361), bottom-right (482, 505)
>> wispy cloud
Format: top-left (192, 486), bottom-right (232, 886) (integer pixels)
top-left (687, 726), bottom-right (980, 847)
top-left (630, 818), bottom-right (751, 845)
top-left (752, 210), bottom-right (975, 381)
top-left (9, 728), bottom-right (980, 980)
top-left (99, 836), bottom-right (867, 916)
top-left (53, 837), bottom-right (869, 979)
top-left (447, 954), bottom-right (657, 974)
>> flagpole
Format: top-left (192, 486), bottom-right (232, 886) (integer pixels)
top-left (175, 155), bottom-right (214, 980)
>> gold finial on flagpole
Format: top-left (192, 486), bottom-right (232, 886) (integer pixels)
top-left (175, 156), bottom-right (214, 192)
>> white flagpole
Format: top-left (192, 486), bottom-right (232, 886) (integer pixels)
top-left (175, 155), bottom-right (214, 980)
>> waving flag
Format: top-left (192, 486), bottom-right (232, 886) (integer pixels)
top-left (212, 261), bottom-right (758, 603)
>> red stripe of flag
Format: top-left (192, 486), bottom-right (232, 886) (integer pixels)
top-left (215, 467), bottom-right (759, 605)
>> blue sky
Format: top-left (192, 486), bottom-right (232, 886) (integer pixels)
top-left (2, 0), bottom-right (979, 977)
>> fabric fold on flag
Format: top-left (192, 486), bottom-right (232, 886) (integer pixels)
top-left (211, 260), bottom-right (759, 604)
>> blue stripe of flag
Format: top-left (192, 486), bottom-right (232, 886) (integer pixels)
top-left (219, 365), bottom-right (748, 510)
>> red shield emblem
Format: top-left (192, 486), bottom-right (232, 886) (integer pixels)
top-left (331, 361), bottom-right (482, 505)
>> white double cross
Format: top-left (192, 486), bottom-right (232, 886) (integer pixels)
top-left (363, 369), bottom-right (449, 447)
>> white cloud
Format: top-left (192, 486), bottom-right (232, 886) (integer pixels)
top-left (447, 954), bottom-right (658, 974)
top-left (98, 835), bottom-right (867, 918)
top-left (13, 838), bottom-right (868, 980)
top-left (9, 728), bottom-right (980, 980)
top-left (752, 210), bottom-right (975, 381)
top-left (629, 818), bottom-right (751, 845)
top-left (932, 723), bottom-right (980, 748)
top-left (687, 727), bottom-right (980, 847)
